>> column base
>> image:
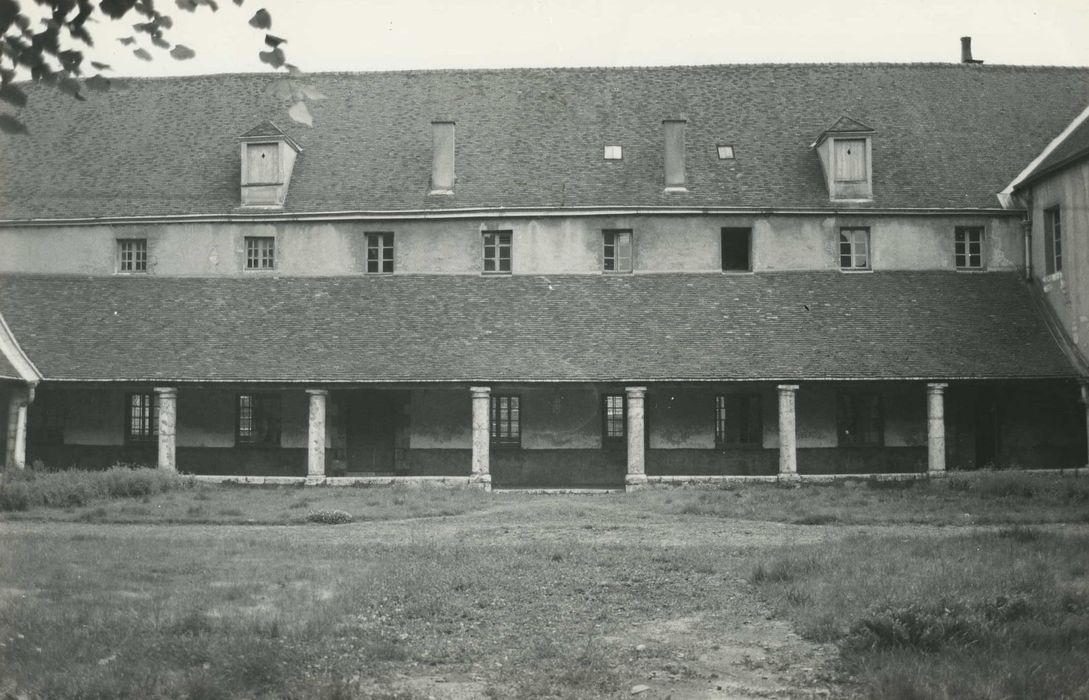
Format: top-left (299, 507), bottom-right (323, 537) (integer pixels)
top-left (625, 473), bottom-right (648, 491)
top-left (777, 473), bottom-right (801, 486)
top-left (304, 475), bottom-right (326, 486)
top-left (470, 473), bottom-right (492, 492)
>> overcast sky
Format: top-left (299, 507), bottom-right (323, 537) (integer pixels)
top-left (59, 0), bottom-right (1089, 77)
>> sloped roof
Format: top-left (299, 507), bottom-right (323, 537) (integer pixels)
top-left (1012, 105), bottom-right (1089, 189)
top-left (0, 352), bottom-right (19, 380)
top-left (240, 121), bottom-right (289, 139)
top-left (0, 64), bottom-right (1087, 219)
top-left (0, 271), bottom-right (1075, 383)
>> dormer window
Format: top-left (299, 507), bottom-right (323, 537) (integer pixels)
top-left (239, 121), bottom-right (301, 208)
top-left (812, 116), bottom-right (874, 201)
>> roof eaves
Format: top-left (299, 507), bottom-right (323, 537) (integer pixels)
top-left (1002, 101), bottom-right (1089, 201)
top-left (0, 311), bottom-right (43, 384)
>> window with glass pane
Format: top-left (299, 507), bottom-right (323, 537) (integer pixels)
top-left (602, 394), bottom-right (625, 445)
top-left (836, 392), bottom-right (883, 446)
top-left (603, 230), bottom-right (633, 273)
top-left (714, 394), bottom-right (762, 448)
top-left (366, 232), bottom-right (394, 273)
top-left (490, 395), bottom-right (521, 447)
top-left (954, 227), bottom-right (984, 269)
top-left (721, 228), bottom-right (752, 271)
top-left (839, 228), bottom-right (870, 270)
top-left (245, 236), bottom-right (275, 270)
top-left (118, 239), bottom-right (147, 273)
top-left (236, 394), bottom-right (282, 446)
top-left (1045, 208), bottom-right (1062, 274)
top-left (482, 231), bottom-right (512, 274)
top-left (126, 392), bottom-right (158, 443)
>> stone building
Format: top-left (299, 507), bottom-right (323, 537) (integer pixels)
top-left (2, 59), bottom-right (1088, 489)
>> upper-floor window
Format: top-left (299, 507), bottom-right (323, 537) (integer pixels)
top-left (490, 395), bottom-right (521, 448)
top-left (125, 392), bottom-right (159, 444)
top-left (245, 236), bottom-right (275, 270)
top-left (603, 229), bottom-right (633, 273)
top-left (837, 392), bottom-right (883, 446)
top-left (1045, 207), bottom-right (1062, 275)
top-left (722, 228), bottom-right (752, 272)
top-left (955, 227), bottom-right (984, 270)
top-left (604, 145), bottom-right (623, 160)
top-left (715, 394), bottom-right (761, 448)
top-left (117, 238), bottom-right (147, 273)
top-left (483, 231), bottom-right (511, 275)
top-left (839, 227), bottom-right (871, 270)
top-left (243, 142), bottom-right (281, 184)
top-left (366, 232), bottom-right (394, 274)
top-left (602, 393), bottom-right (625, 448)
top-left (236, 393), bottom-right (281, 447)
top-left (833, 138), bottom-right (868, 182)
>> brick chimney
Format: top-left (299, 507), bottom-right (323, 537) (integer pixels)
top-left (961, 37), bottom-right (983, 64)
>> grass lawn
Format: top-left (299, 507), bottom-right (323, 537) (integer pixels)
top-left (1, 469), bottom-right (1088, 698)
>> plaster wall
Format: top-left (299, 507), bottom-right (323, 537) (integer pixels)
top-left (1030, 162), bottom-right (1089, 357)
top-left (409, 389), bottom-right (471, 449)
top-left (0, 213), bottom-right (1023, 276)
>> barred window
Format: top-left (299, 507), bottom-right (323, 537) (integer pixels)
top-left (236, 394), bottom-right (282, 446)
top-left (1045, 207), bottom-right (1062, 275)
top-left (126, 392), bottom-right (159, 443)
top-left (482, 231), bottom-right (512, 274)
top-left (839, 227), bottom-right (870, 270)
top-left (490, 395), bottom-right (521, 447)
top-left (603, 230), bottom-right (633, 273)
top-left (955, 227), bottom-right (984, 270)
top-left (117, 239), bottom-right (147, 273)
top-left (366, 232), bottom-right (394, 273)
top-left (602, 393), bottom-right (625, 445)
top-left (837, 392), bottom-right (884, 446)
top-left (714, 394), bottom-right (762, 448)
top-left (245, 236), bottom-right (276, 270)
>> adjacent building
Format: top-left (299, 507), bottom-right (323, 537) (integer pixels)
top-left (2, 58), bottom-right (1088, 488)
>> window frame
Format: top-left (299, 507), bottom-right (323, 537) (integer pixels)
top-left (366, 232), bottom-right (395, 274)
top-left (116, 238), bottom-right (148, 274)
top-left (489, 394), bottom-right (522, 449)
top-left (832, 137), bottom-right (869, 183)
top-left (602, 229), bottom-right (634, 274)
top-left (244, 236), bottom-right (276, 271)
top-left (1044, 207), bottom-right (1062, 275)
top-left (235, 393), bottom-right (283, 448)
top-left (482, 230), bottom-right (512, 275)
top-left (124, 392), bottom-right (159, 445)
top-left (721, 227), bottom-right (753, 272)
top-left (954, 226), bottom-right (985, 271)
top-left (836, 392), bottom-right (884, 447)
top-left (714, 393), bottom-right (762, 449)
top-left (603, 145), bottom-right (623, 160)
top-left (839, 227), bottom-right (871, 271)
top-left (242, 141), bottom-right (282, 185)
top-left (601, 393), bottom-right (626, 449)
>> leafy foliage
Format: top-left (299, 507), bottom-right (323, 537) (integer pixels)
top-left (0, 0), bottom-right (320, 133)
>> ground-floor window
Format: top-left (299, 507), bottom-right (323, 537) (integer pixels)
top-left (714, 393), bottom-right (762, 448)
top-left (490, 395), bottom-right (521, 447)
top-left (602, 393), bottom-right (625, 447)
top-left (236, 394), bottom-right (282, 447)
top-left (836, 392), bottom-right (883, 446)
top-left (125, 392), bottom-right (159, 444)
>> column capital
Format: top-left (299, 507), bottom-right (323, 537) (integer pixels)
top-left (305, 388), bottom-right (329, 397)
top-left (625, 386), bottom-right (647, 399)
top-left (153, 386), bottom-right (178, 397)
top-left (926, 382), bottom-right (949, 394)
top-left (777, 384), bottom-right (799, 393)
top-left (470, 386), bottom-right (491, 399)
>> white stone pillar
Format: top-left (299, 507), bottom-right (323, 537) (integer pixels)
top-left (625, 386), bottom-right (647, 488)
top-left (6, 385), bottom-right (32, 470)
top-left (777, 385), bottom-right (799, 477)
top-left (306, 389), bottom-right (328, 480)
top-left (154, 387), bottom-right (177, 472)
top-left (927, 383), bottom-right (948, 474)
top-left (470, 387), bottom-right (492, 490)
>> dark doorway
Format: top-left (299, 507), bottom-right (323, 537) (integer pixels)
top-left (345, 391), bottom-right (405, 473)
top-left (974, 390), bottom-right (999, 469)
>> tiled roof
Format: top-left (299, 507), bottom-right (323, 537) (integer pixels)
top-left (1014, 108), bottom-right (1089, 187)
top-left (0, 352), bottom-right (19, 380)
top-left (0, 272), bottom-right (1076, 383)
top-left (0, 64), bottom-right (1087, 218)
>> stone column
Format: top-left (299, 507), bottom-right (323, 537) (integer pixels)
top-left (470, 387), bottom-right (492, 490)
top-left (306, 389), bottom-right (328, 480)
top-left (154, 387), bottom-right (177, 472)
top-left (5, 385), bottom-right (32, 470)
top-left (625, 387), bottom-right (647, 488)
top-left (927, 383), bottom-right (949, 474)
top-left (777, 385), bottom-right (799, 477)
